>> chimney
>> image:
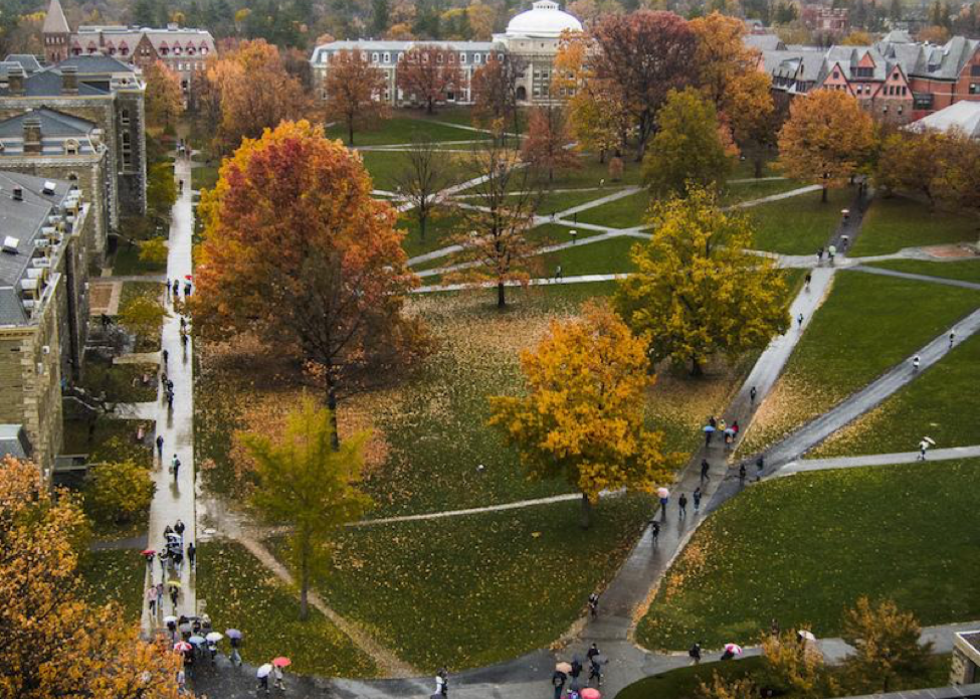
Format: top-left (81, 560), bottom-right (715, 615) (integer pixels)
top-left (23, 116), bottom-right (42, 154)
top-left (7, 65), bottom-right (25, 95)
top-left (61, 65), bottom-right (78, 95)
top-left (12, 187), bottom-right (23, 201)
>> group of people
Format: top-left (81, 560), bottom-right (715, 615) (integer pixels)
top-left (704, 415), bottom-right (740, 448)
top-left (551, 644), bottom-right (606, 699)
top-left (143, 519), bottom-right (195, 618)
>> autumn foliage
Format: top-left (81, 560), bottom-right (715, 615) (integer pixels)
top-left (323, 49), bottom-right (390, 146)
top-left (489, 302), bottom-right (680, 527)
top-left (521, 105), bottom-right (581, 182)
top-left (0, 456), bottom-right (181, 699)
top-left (143, 60), bottom-right (184, 131)
top-left (471, 54), bottom-right (526, 136)
top-left (396, 45), bottom-right (464, 114)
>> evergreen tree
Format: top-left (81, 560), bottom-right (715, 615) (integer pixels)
top-left (889, 0), bottom-right (902, 21)
top-left (132, 0), bottom-right (157, 27)
top-left (371, 0), bottom-right (390, 36)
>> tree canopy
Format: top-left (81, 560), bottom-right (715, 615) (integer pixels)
top-left (323, 48), bottom-right (390, 146)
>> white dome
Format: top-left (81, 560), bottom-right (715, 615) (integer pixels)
top-left (505, 1), bottom-right (583, 38)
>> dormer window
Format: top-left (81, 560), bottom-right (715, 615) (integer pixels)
top-left (64, 139), bottom-right (79, 155)
top-left (174, 46), bottom-right (182, 55)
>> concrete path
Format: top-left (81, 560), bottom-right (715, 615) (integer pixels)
top-left (140, 154), bottom-right (197, 635)
top-left (848, 264), bottom-right (980, 290)
top-left (415, 273), bottom-right (625, 293)
top-left (727, 184), bottom-right (824, 210)
top-left (554, 186), bottom-right (641, 219)
top-left (777, 444), bottom-right (980, 476)
top-left (114, 402), bottom-right (159, 420)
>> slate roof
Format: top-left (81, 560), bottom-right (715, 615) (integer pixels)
top-left (3, 55), bottom-right (42, 73)
top-left (52, 54), bottom-right (135, 75)
top-left (0, 108), bottom-right (99, 156)
top-left (42, 0), bottom-right (71, 35)
top-left (745, 34), bottom-right (785, 52)
top-left (876, 35), bottom-right (980, 81)
top-left (74, 25), bottom-right (217, 55)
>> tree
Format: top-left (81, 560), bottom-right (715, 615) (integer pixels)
top-left (777, 89), bottom-right (874, 203)
top-left (521, 105), bottom-right (581, 182)
top-left (447, 138), bottom-right (543, 308)
top-left (943, 132), bottom-right (980, 216)
top-left (841, 29), bottom-right (873, 44)
top-left (143, 61), bottom-right (184, 131)
top-left (471, 54), bottom-right (526, 138)
top-left (396, 44), bottom-right (463, 114)
top-left (488, 302), bottom-right (678, 528)
top-left (85, 460), bottom-right (155, 525)
top-left (243, 397), bottom-right (371, 619)
top-left (393, 137), bottom-right (453, 241)
top-left (193, 121), bottom-right (430, 442)
top-left (139, 238), bottom-right (169, 267)
top-left (590, 11), bottom-right (699, 160)
top-left (0, 456), bottom-right (181, 699)
top-left (876, 130), bottom-right (952, 209)
top-left (371, 0), bottom-right (390, 35)
top-left (146, 161), bottom-right (177, 225)
top-left (615, 188), bottom-right (790, 375)
top-left (642, 88), bottom-right (735, 197)
top-left (323, 49), bottom-right (390, 146)
top-left (762, 631), bottom-right (839, 699)
top-left (118, 289), bottom-right (169, 343)
top-left (697, 672), bottom-right (758, 699)
top-left (841, 598), bottom-right (933, 693)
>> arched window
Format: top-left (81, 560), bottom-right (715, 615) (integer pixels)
top-left (64, 139), bottom-right (79, 155)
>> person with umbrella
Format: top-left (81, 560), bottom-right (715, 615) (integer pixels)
top-left (227, 629), bottom-right (243, 666)
top-left (703, 424), bottom-right (715, 447)
top-left (552, 663), bottom-right (569, 699)
top-left (205, 632), bottom-right (222, 665)
top-left (141, 548), bottom-right (155, 569)
top-left (257, 663), bottom-right (272, 693)
top-left (918, 436), bottom-right (934, 460)
top-left (721, 643), bottom-right (743, 661)
top-left (581, 688), bottom-right (601, 699)
top-left (688, 641), bottom-right (702, 665)
top-left (165, 615), bottom-right (178, 641)
top-left (434, 667), bottom-right (448, 697)
top-left (657, 488), bottom-right (669, 520)
top-left (272, 657), bottom-right (291, 691)
top-left (588, 650), bottom-right (604, 687)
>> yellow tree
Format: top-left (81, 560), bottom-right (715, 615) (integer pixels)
top-left (242, 397), bottom-right (372, 620)
top-left (0, 456), bottom-right (181, 699)
top-left (488, 302), bottom-right (679, 528)
top-left (875, 130), bottom-right (952, 209)
top-left (323, 48), bottom-right (390, 146)
top-left (777, 89), bottom-right (874, 202)
top-left (615, 188), bottom-right (790, 376)
top-left (762, 631), bottom-right (839, 699)
top-left (841, 598), bottom-right (933, 694)
top-left (143, 60), bottom-right (184, 132)
top-left (521, 105), bottom-right (581, 182)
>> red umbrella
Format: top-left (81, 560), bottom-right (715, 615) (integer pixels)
top-left (173, 641), bottom-right (192, 652)
top-left (184, 274), bottom-right (193, 281)
top-left (140, 548), bottom-right (155, 556)
top-left (581, 689), bottom-right (601, 699)
top-left (272, 657), bottom-right (291, 668)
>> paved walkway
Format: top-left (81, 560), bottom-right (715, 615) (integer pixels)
top-left (778, 444), bottom-right (980, 476)
top-left (849, 264), bottom-right (980, 290)
top-left (140, 154), bottom-right (197, 635)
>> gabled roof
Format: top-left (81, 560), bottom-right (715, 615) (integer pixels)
top-left (745, 34), bottom-right (785, 52)
top-left (3, 55), bottom-right (42, 73)
top-left (0, 108), bottom-right (96, 139)
top-left (42, 0), bottom-right (71, 35)
top-left (55, 54), bottom-right (134, 74)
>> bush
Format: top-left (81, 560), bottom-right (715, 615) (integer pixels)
top-left (85, 460), bottom-right (155, 525)
top-left (139, 238), bottom-right (169, 267)
top-left (609, 156), bottom-right (624, 182)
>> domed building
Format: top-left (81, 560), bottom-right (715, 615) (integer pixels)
top-left (310, 1), bottom-right (582, 107)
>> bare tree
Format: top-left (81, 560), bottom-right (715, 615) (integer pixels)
top-left (472, 54), bottom-right (527, 141)
top-left (392, 138), bottom-right (454, 242)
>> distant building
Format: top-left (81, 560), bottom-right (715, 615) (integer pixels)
top-left (0, 172), bottom-right (93, 480)
top-left (908, 99), bottom-right (980, 137)
top-left (802, 6), bottom-right (849, 35)
top-left (311, 0), bottom-right (583, 106)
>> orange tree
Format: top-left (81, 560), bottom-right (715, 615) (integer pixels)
top-left (488, 302), bottom-right (679, 528)
top-left (395, 44), bottom-right (464, 114)
top-left (323, 48), bottom-right (390, 146)
top-left (0, 456), bottom-right (181, 699)
top-left (193, 120), bottom-right (430, 444)
top-left (471, 54), bottom-right (527, 138)
top-left (521, 105), bottom-right (581, 182)
top-left (777, 89), bottom-right (874, 202)
top-left (143, 60), bottom-right (184, 132)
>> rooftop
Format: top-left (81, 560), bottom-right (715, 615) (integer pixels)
top-left (504, 0), bottom-right (582, 38)
top-left (909, 100), bottom-right (980, 138)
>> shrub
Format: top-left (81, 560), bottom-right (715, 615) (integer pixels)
top-left (139, 239), bottom-right (169, 267)
top-left (85, 460), bottom-right (155, 525)
top-left (609, 156), bottom-right (624, 182)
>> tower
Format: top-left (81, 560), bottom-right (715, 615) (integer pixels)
top-left (42, 0), bottom-right (72, 64)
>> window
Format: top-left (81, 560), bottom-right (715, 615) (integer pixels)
top-left (188, 47), bottom-right (195, 55)
top-left (882, 105), bottom-right (888, 113)
top-left (121, 109), bottom-right (130, 126)
top-left (174, 46), bottom-right (181, 55)
top-left (201, 47), bottom-right (208, 55)
top-left (901, 86), bottom-right (907, 95)
top-left (832, 70), bottom-right (839, 79)
top-left (64, 139), bottom-right (79, 155)
top-left (372, 52), bottom-right (379, 62)
top-left (384, 52), bottom-right (390, 63)
top-left (897, 106), bottom-right (903, 114)
top-left (972, 65), bottom-right (980, 76)
top-left (460, 53), bottom-right (466, 63)
top-left (484, 54), bottom-right (489, 63)
top-left (474, 53), bottom-right (481, 64)
top-left (436, 53), bottom-right (443, 64)
top-left (971, 83), bottom-right (979, 94)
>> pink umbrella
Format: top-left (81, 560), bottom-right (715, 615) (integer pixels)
top-left (724, 643), bottom-right (743, 655)
top-left (657, 487), bottom-right (669, 498)
top-left (272, 657), bottom-right (292, 668)
top-left (173, 641), bottom-right (192, 652)
top-left (581, 689), bottom-right (601, 699)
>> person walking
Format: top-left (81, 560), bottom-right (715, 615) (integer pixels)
top-left (588, 654), bottom-right (603, 687)
top-left (174, 518), bottom-right (185, 542)
top-left (176, 669), bottom-right (186, 695)
top-left (693, 487), bottom-right (702, 513)
top-left (650, 519), bottom-right (660, 545)
top-left (146, 586), bottom-right (157, 617)
top-left (659, 493), bottom-right (669, 520)
top-left (950, 329), bottom-right (956, 348)
top-left (805, 272), bottom-right (812, 290)
top-left (158, 550), bottom-right (168, 577)
top-left (678, 493), bottom-right (687, 517)
top-left (738, 463), bottom-right (747, 482)
top-left (187, 542), bottom-right (196, 570)
top-left (688, 642), bottom-right (702, 665)
top-left (162, 348), bottom-right (169, 366)
top-left (569, 657), bottom-right (583, 681)
top-left (552, 669), bottom-right (567, 699)
top-left (166, 389), bottom-right (175, 411)
top-left (817, 247), bottom-right (824, 264)
top-left (435, 668), bottom-right (448, 697)
top-left (588, 592), bottom-right (600, 619)
top-left (171, 455), bottom-right (180, 483)
top-left (700, 458), bottom-right (710, 483)
top-left (555, 265), bottom-right (563, 283)
top-left (586, 643), bottom-right (600, 664)
top-left (797, 312), bottom-right (804, 329)
top-left (155, 434), bottom-right (164, 460)
top-left (169, 583), bottom-right (179, 613)
top-left (172, 279), bottom-right (180, 297)
top-left (749, 385), bottom-right (757, 405)
top-left (229, 634), bottom-right (243, 667)
top-left (918, 438), bottom-right (930, 461)
top-left (156, 582), bottom-right (164, 614)
top-left (913, 355), bottom-right (921, 371)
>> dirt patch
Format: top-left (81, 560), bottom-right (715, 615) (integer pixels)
top-left (88, 283), bottom-right (114, 315)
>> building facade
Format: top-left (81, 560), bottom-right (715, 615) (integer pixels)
top-left (311, 0), bottom-right (583, 107)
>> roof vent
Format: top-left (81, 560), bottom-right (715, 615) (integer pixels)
top-left (42, 181), bottom-right (56, 195)
top-left (12, 187), bottom-right (23, 201)
top-left (2, 236), bottom-right (20, 254)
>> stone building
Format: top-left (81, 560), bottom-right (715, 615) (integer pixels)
top-left (0, 54), bottom-right (147, 220)
top-left (952, 631), bottom-right (980, 685)
top-left (0, 172), bottom-right (92, 480)
top-left (310, 0), bottom-right (583, 106)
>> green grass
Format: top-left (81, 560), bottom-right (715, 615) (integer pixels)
top-left (111, 241), bottom-right (167, 276)
top-left (80, 361), bottom-right (158, 403)
top-left (740, 272), bottom-right (980, 455)
top-left (191, 165), bottom-right (219, 192)
top-left (577, 190), bottom-right (650, 229)
top-left (326, 115), bottom-right (488, 147)
top-left (636, 460), bottom-right (980, 651)
top-left (541, 236), bottom-right (640, 276)
top-left (397, 210), bottom-right (464, 259)
top-left (196, 541), bottom-right (377, 678)
top-left (535, 187), bottom-right (624, 216)
top-left (287, 494), bottom-right (653, 671)
top-left (63, 417), bottom-right (154, 468)
top-left (745, 186), bottom-right (853, 255)
top-left (718, 178), bottom-right (805, 206)
top-left (79, 548), bottom-right (145, 622)
top-left (617, 654), bottom-right (952, 699)
top-left (850, 197), bottom-right (980, 256)
top-left (812, 329), bottom-right (980, 457)
top-left (864, 258), bottom-right (980, 284)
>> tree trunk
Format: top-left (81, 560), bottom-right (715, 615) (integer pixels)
top-left (326, 371), bottom-right (341, 451)
top-left (348, 118), bottom-right (355, 146)
top-left (299, 542), bottom-right (309, 620)
top-left (821, 185), bottom-right (828, 204)
top-left (754, 156), bottom-right (763, 179)
top-left (497, 281), bottom-right (506, 308)
top-left (690, 356), bottom-right (703, 377)
top-left (419, 212), bottom-right (427, 241)
top-left (580, 492), bottom-right (591, 529)
top-left (427, 98), bottom-right (434, 115)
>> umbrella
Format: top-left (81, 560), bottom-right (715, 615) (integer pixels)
top-left (178, 622), bottom-right (192, 634)
top-left (724, 643), bottom-right (743, 655)
top-left (163, 615), bottom-right (178, 624)
top-left (657, 487), bottom-right (669, 498)
top-left (593, 654), bottom-right (608, 665)
top-left (168, 580), bottom-right (181, 589)
top-left (555, 662), bottom-right (572, 673)
top-left (272, 657), bottom-right (292, 668)
top-left (828, 245), bottom-right (837, 255)
top-left (702, 425), bottom-right (716, 432)
top-left (582, 689), bottom-right (601, 699)
top-left (724, 428), bottom-right (735, 436)
top-left (173, 641), bottom-right (192, 652)
top-left (140, 548), bottom-right (156, 556)
top-left (205, 632), bottom-right (223, 643)
top-left (923, 436), bottom-right (936, 445)
top-left (225, 629), bottom-right (243, 640)
top-left (798, 630), bottom-right (816, 641)
top-left (184, 274), bottom-right (193, 281)
top-left (188, 636), bottom-right (206, 646)
top-left (257, 663), bottom-right (273, 679)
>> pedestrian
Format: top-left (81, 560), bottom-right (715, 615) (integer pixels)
top-left (162, 348), bottom-right (169, 366)
top-left (693, 487), bottom-right (702, 512)
top-left (230, 633), bottom-right (242, 666)
top-left (704, 426), bottom-right (712, 447)
top-left (172, 279), bottom-right (179, 297)
top-left (913, 355), bottom-right (920, 370)
top-left (688, 642), bottom-right (702, 665)
top-left (156, 434), bottom-right (164, 459)
top-left (156, 582), bottom-right (164, 612)
top-left (147, 586), bottom-right (157, 616)
top-left (187, 542), bottom-right (196, 570)
top-left (143, 548), bottom-right (155, 569)
top-left (659, 493), bottom-right (669, 520)
top-left (586, 643), bottom-right (600, 664)
top-left (817, 247), bottom-right (824, 263)
top-left (171, 455), bottom-right (180, 483)
top-left (841, 234), bottom-right (849, 250)
top-left (771, 618), bottom-right (780, 636)
top-left (797, 312), bottom-right (804, 328)
top-left (172, 549), bottom-right (183, 576)
top-left (805, 272), bottom-right (812, 290)
top-left (435, 668), bottom-right (448, 696)
top-left (258, 673), bottom-right (269, 693)
top-left (588, 592), bottom-right (599, 619)
top-left (184, 281), bottom-right (192, 297)
top-left (552, 669), bottom-right (567, 699)
top-left (678, 493), bottom-right (687, 517)
top-left (650, 520), bottom-right (660, 544)
top-left (169, 583), bottom-right (179, 612)
top-left (178, 179), bottom-right (184, 193)
top-left (738, 462), bottom-right (746, 481)
top-left (180, 316), bottom-right (187, 331)
top-left (918, 438), bottom-right (930, 461)
top-left (749, 385), bottom-right (757, 404)
top-left (158, 550), bottom-right (168, 576)
top-left (828, 248), bottom-right (836, 265)
top-left (588, 655), bottom-right (603, 687)
top-left (555, 264), bottom-right (563, 282)
top-left (950, 329), bottom-right (956, 348)
top-left (166, 278), bottom-right (171, 297)
top-left (181, 330), bottom-right (189, 349)
top-left (174, 518), bottom-right (185, 541)
top-left (732, 421), bottom-right (739, 438)
top-left (207, 640), bottom-right (217, 665)
top-left (167, 390), bottom-right (174, 410)
top-left (569, 657), bottom-right (582, 680)
top-left (700, 458), bottom-right (710, 483)
top-left (176, 669), bottom-right (186, 695)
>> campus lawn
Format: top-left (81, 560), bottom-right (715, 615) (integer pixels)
top-left (397, 209), bottom-right (464, 259)
top-left (526, 222), bottom-right (606, 247)
top-left (812, 329), bottom-right (980, 457)
top-left (63, 417), bottom-right (155, 468)
top-left (745, 186), bottom-right (852, 255)
top-left (111, 241), bottom-right (167, 276)
top-left (617, 655), bottom-right (952, 699)
top-left (528, 157), bottom-right (643, 190)
top-left (635, 460), bottom-right (980, 651)
top-left (191, 165), bottom-right (219, 193)
top-left (79, 548), bottom-right (145, 622)
top-left (541, 236), bottom-right (639, 276)
top-left (196, 541), bottom-right (378, 678)
top-left (282, 493), bottom-right (653, 671)
top-left (534, 187), bottom-right (626, 217)
top-left (79, 360), bottom-right (158, 403)
top-left (739, 271), bottom-right (980, 455)
top-left (718, 177), bottom-right (806, 206)
top-left (849, 196), bottom-right (980, 256)
top-left (577, 189), bottom-right (650, 229)
top-left (865, 258), bottom-right (980, 284)
top-left (325, 115), bottom-right (488, 147)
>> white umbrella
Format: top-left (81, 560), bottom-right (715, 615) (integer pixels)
top-left (205, 631), bottom-right (223, 643)
top-left (724, 643), bottom-right (743, 655)
top-left (798, 630), bottom-right (816, 641)
top-left (657, 487), bottom-right (669, 498)
top-left (163, 615), bottom-right (178, 624)
top-left (923, 436), bottom-right (936, 445)
top-left (257, 663), bottom-right (273, 679)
